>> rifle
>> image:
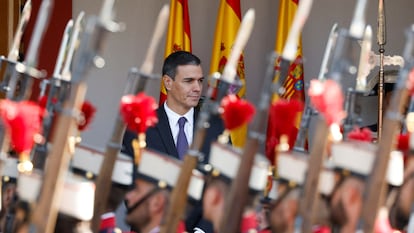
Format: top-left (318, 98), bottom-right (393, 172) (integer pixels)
top-left (299, 0), bottom-right (367, 231)
top-left (159, 9), bottom-right (255, 233)
top-left (360, 25), bottom-right (414, 233)
top-left (31, 12), bottom-right (85, 170)
top-left (31, 19), bottom-right (72, 170)
top-left (30, 1), bottom-right (123, 232)
top-left (91, 5), bottom-right (169, 232)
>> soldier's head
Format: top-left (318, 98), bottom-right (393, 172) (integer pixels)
top-left (71, 145), bottom-right (134, 213)
top-left (389, 151), bottom-right (413, 230)
top-left (1, 157), bottom-right (19, 220)
top-left (201, 142), bottom-right (269, 232)
top-left (162, 51), bottom-right (204, 115)
top-left (329, 141), bottom-right (403, 229)
top-left (124, 149), bottom-right (180, 232)
top-left (267, 152), bottom-right (335, 233)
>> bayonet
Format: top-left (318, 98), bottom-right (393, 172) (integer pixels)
top-left (318, 23), bottom-right (339, 81)
top-left (0, 0), bottom-right (32, 93)
top-left (7, 0), bottom-right (53, 101)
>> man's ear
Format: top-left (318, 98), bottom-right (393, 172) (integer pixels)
top-left (163, 75), bottom-right (173, 91)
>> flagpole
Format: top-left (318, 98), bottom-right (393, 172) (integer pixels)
top-left (377, 0), bottom-right (386, 141)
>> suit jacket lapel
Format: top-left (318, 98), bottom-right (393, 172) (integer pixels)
top-left (156, 105), bottom-right (179, 157)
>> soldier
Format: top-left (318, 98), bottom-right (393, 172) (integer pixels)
top-left (328, 141), bottom-right (403, 232)
top-left (71, 145), bottom-right (134, 233)
top-left (266, 152), bottom-right (335, 233)
top-left (16, 170), bottom-right (96, 233)
top-left (124, 148), bottom-right (202, 233)
top-left (389, 148), bottom-right (414, 230)
top-left (197, 142), bottom-right (270, 233)
top-left (0, 157), bottom-right (19, 231)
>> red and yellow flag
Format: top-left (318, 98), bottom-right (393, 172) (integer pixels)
top-left (274, 0), bottom-right (305, 102)
top-left (210, 0), bottom-right (247, 148)
top-left (265, 0), bottom-right (306, 162)
top-left (159, 0), bottom-right (192, 105)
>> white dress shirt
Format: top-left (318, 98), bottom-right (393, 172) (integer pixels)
top-left (164, 102), bottom-right (194, 146)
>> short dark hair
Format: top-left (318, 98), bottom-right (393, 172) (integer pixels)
top-left (162, 51), bottom-right (201, 80)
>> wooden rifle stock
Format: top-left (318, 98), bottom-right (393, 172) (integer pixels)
top-left (219, 52), bottom-right (277, 233)
top-left (31, 5), bottom-right (121, 232)
top-left (299, 118), bottom-right (329, 233)
top-left (91, 5), bottom-right (169, 233)
top-left (361, 25), bottom-right (414, 233)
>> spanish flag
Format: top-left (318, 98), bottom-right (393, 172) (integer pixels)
top-left (159, 0), bottom-right (192, 105)
top-left (210, 0), bottom-right (247, 148)
top-left (274, 0), bottom-right (305, 102)
top-left (265, 0), bottom-right (306, 161)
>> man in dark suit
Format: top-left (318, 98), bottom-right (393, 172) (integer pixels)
top-left (123, 51), bottom-right (226, 233)
top-left (122, 51), bottom-right (226, 163)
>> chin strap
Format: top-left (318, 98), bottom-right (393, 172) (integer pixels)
top-left (126, 187), bottom-right (161, 214)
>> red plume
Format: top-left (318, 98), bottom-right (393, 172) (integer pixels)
top-left (397, 133), bottom-right (409, 164)
top-left (265, 99), bottom-right (303, 164)
top-left (0, 100), bottom-right (44, 154)
top-left (78, 101), bottom-right (97, 131)
top-left (397, 133), bottom-right (409, 151)
top-left (346, 127), bottom-right (373, 142)
top-left (120, 92), bottom-right (158, 134)
top-left (220, 94), bottom-right (255, 130)
top-left (406, 68), bottom-right (414, 95)
top-left (308, 79), bottom-right (346, 125)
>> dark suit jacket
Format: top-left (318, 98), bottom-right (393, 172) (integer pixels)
top-left (122, 103), bottom-right (226, 164)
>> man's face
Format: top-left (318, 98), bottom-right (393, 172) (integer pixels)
top-left (124, 179), bottom-right (154, 230)
top-left (268, 185), bottom-right (298, 233)
top-left (165, 64), bottom-right (204, 113)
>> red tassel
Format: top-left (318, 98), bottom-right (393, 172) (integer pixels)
top-left (120, 92), bottom-right (158, 134)
top-left (78, 101), bottom-right (97, 131)
top-left (0, 100), bottom-right (44, 154)
top-left (347, 127), bottom-right (373, 142)
top-left (308, 79), bottom-right (346, 125)
top-left (406, 68), bottom-right (414, 95)
top-left (397, 133), bottom-right (409, 151)
top-left (265, 99), bottom-right (303, 164)
top-left (220, 94), bottom-right (255, 130)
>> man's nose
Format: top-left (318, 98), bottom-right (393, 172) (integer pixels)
top-left (193, 81), bottom-right (202, 91)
